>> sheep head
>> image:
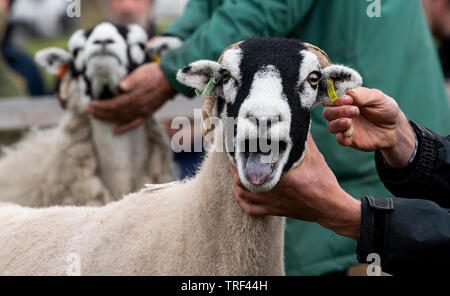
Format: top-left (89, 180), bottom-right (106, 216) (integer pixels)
top-left (35, 22), bottom-right (181, 111)
top-left (177, 38), bottom-right (362, 193)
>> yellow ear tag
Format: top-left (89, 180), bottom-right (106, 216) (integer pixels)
top-left (326, 79), bottom-right (338, 103)
top-left (195, 77), bottom-right (218, 99)
top-left (152, 54), bottom-right (160, 64)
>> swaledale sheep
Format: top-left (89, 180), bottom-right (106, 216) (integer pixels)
top-left (0, 38), bottom-right (362, 275)
top-left (0, 23), bottom-right (177, 207)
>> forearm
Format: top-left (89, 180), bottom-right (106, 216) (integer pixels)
top-left (357, 196), bottom-right (450, 275)
top-left (317, 190), bottom-right (361, 241)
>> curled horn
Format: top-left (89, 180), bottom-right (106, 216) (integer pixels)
top-left (201, 41), bottom-right (244, 138)
top-left (57, 75), bottom-right (73, 110)
top-left (303, 43), bottom-right (332, 68)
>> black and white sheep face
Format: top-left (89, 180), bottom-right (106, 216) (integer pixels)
top-left (35, 22), bottom-right (148, 104)
top-left (177, 38), bottom-right (362, 193)
top-left (82, 23), bottom-right (147, 100)
top-left (67, 29), bottom-right (87, 76)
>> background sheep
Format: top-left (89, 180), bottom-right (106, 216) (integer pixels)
top-left (0, 23), bottom-right (178, 207)
top-left (0, 38), bottom-right (362, 275)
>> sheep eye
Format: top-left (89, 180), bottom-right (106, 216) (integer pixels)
top-left (138, 43), bottom-right (146, 51)
top-left (72, 47), bottom-right (82, 57)
top-left (222, 70), bottom-right (231, 83)
top-left (307, 72), bottom-right (321, 86)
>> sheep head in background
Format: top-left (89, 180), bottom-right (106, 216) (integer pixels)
top-left (177, 38), bottom-right (362, 193)
top-left (35, 22), bottom-right (148, 110)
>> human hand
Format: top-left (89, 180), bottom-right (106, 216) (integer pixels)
top-left (230, 134), bottom-right (361, 240)
top-left (85, 63), bottom-right (176, 135)
top-left (323, 87), bottom-right (415, 168)
top-left (0, 0), bottom-right (9, 39)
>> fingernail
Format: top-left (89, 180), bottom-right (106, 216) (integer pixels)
top-left (348, 107), bottom-right (359, 116)
top-left (343, 95), bottom-right (352, 101)
top-left (120, 80), bottom-right (129, 91)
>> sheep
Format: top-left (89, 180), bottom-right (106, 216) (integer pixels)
top-left (0, 38), bottom-right (362, 275)
top-left (0, 22), bottom-right (177, 207)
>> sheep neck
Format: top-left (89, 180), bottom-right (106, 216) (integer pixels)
top-left (90, 118), bottom-right (149, 199)
top-left (189, 134), bottom-right (285, 275)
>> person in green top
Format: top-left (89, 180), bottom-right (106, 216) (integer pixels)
top-left (85, 0), bottom-right (450, 275)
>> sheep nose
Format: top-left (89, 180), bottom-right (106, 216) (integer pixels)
top-left (247, 112), bottom-right (282, 130)
top-left (94, 39), bottom-right (114, 47)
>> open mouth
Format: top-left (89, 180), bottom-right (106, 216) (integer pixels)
top-left (241, 139), bottom-right (287, 186)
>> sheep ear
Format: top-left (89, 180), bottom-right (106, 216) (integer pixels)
top-left (146, 36), bottom-right (182, 62)
top-left (35, 47), bottom-right (72, 76)
top-left (176, 60), bottom-right (224, 96)
top-left (127, 25), bottom-right (148, 66)
top-left (316, 65), bottom-right (363, 105)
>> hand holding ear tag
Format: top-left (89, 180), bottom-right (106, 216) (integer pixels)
top-left (327, 79), bottom-right (354, 138)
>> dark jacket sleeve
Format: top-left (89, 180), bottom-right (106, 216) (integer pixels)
top-left (375, 120), bottom-right (450, 208)
top-left (356, 196), bottom-right (450, 275)
top-left (357, 122), bottom-right (450, 275)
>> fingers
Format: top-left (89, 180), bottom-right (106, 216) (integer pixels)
top-left (114, 118), bottom-right (145, 135)
top-left (336, 132), bottom-right (353, 147)
top-left (305, 133), bottom-right (320, 158)
top-left (346, 87), bottom-right (385, 107)
top-left (119, 65), bottom-right (148, 92)
top-left (87, 93), bottom-right (135, 113)
top-left (228, 161), bottom-right (242, 186)
top-left (232, 186), bottom-right (267, 216)
top-left (328, 118), bottom-right (353, 134)
top-left (322, 95), bottom-right (358, 140)
top-left (228, 161), bottom-right (268, 216)
top-left (323, 95), bottom-right (353, 107)
top-left (323, 105), bottom-right (359, 121)
top-left (85, 106), bottom-right (118, 122)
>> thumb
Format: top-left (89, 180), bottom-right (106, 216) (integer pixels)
top-left (346, 87), bottom-right (379, 107)
top-left (305, 133), bottom-right (321, 160)
top-left (119, 69), bottom-right (143, 92)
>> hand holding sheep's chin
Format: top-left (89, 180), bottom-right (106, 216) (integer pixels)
top-left (85, 63), bottom-right (177, 135)
top-left (323, 87), bottom-right (416, 168)
top-left (230, 133), bottom-right (361, 241)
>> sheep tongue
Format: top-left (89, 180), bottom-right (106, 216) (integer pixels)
top-left (245, 153), bottom-right (273, 186)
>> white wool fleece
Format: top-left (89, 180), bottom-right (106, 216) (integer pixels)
top-left (0, 131), bottom-right (285, 276)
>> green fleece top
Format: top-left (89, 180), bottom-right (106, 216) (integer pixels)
top-left (160, 0), bottom-right (450, 275)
